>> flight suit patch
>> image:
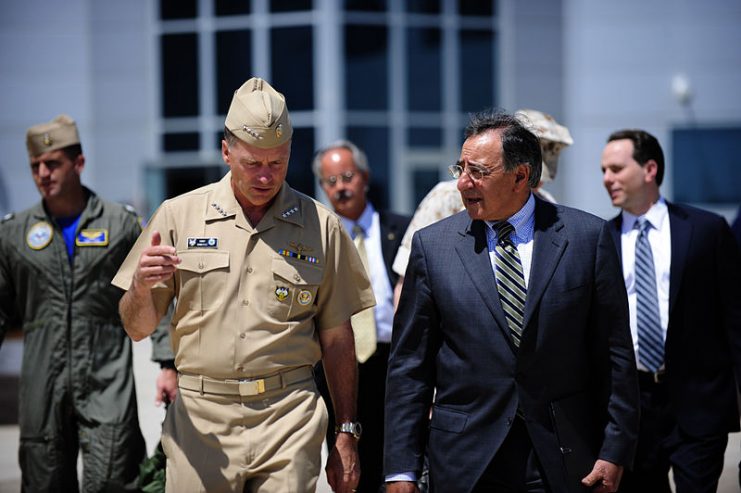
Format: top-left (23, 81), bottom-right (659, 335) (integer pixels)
top-left (26, 222), bottom-right (53, 250)
top-left (187, 237), bottom-right (218, 248)
top-left (76, 229), bottom-right (109, 247)
top-left (275, 286), bottom-right (289, 302)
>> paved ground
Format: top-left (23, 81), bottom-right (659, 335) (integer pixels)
top-left (1, 338), bottom-right (739, 492)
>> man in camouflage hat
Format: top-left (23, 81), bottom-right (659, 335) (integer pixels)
top-left (0, 114), bottom-right (175, 491)
top-left (113, 78), bottom-right (374, 493)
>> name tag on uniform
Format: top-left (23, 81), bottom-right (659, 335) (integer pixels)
top-left (187, 237), bottom-right (218, 248)
top-left (76, 229), bottom-right (109, 247)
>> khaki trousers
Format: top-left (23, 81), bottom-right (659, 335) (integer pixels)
top-left (162, 377), bottom-right (328, 493)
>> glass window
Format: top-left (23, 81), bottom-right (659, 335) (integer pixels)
top-left (345, 25), bottom-right (388, 110)
top-left (459, 30), bottom-right (494, 112)
top-left (164, 166), bottom-right (226, 199)
top-left (345, 0), bottom-right (387, 12)
top-left (406, 0), bottom-right (440, 14)
top-left (347, 126), bottom-right (389, 209)
top-left (216, 30), bottom-right (252, 115)
top-left (407, 28), bottom-right (441, 112)
top-left (270, 0), bottom-right (312, 12)
top-left (672, 127), bottom-right (741, 203)
top-left (286, 127), bottom-right (316, 196)
top-left (162, 132), bottom-right (200, 152)
top-left (214, 0), bottom-right (250, 16)
top-left (161, 33), bottom-right (199, 117)
top-left (271, 27), bottom-right (314, 111)
top-left (408, 127), bottom-right (442, 148)
top-left (412, 169), bottom-right (441, 207)
top-left (160, 0), bottom-right (197, 20)
top-left (458, 0), bottom-right (493, 17)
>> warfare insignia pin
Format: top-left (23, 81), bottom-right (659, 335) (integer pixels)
top-left (76, 229), bottom-right (109, 247)
top-left (297, 290), bottom-right (313, 305)
top-left (275, 286), bottom-right (289, 302)
top-left (187, 237), bottom-right (218, 248)
top-left (26, 222), bottom-right (53, 250)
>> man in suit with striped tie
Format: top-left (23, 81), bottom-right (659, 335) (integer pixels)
top-left (384, 110), bottom-right (640, 493)
top-left (601, 129), bottom-right (741, 493)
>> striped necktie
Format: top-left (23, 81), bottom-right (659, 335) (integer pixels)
top-left (492, 222), bottom-right (527, 347)
top-left (351, 224), bottom-right (377, 363)
top-left (634, 218), bottom-right (664, 372)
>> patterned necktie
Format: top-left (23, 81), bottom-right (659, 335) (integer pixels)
top-left (351, 224), bottom-right (377, 363)
top-left (634, 218), bottom-right (664, 372)
top-left (492, 222), bottom-right (527, 347)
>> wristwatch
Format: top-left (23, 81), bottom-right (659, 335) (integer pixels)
top-left (335, 421), bottom-right (363, 440)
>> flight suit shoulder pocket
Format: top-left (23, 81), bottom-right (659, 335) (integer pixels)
top-left (430, 406), bottom-right (468, 433)
top-left (178, 250), bottom-right (229, 273)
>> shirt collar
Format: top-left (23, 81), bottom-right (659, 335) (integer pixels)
top-left (621, 196), bottom-right (668, 233)
top-left (340, 202), bottom-right (375, 238)
top-left (486, 192), bottom-right (536, 242)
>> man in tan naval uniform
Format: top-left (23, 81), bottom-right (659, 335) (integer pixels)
top-left (112, 78), bottom-right (374, 493)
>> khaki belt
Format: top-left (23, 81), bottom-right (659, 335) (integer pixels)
top-left (178, 366), bottom-right (314, 397)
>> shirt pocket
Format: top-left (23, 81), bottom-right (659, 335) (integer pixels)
top-left (271, 258), bottom-right (323, 321)
top-left (177, 250), bottom-right (230, 311)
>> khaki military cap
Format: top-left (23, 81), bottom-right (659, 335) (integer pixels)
top-left (225, 78), bottom-right (293, 149)
top-left (26, 114), bottom-right (81, 157)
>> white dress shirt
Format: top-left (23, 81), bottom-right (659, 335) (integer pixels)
top-left (620, 197), bottom-right (671, 372)
top-left (339, 203), bottom-right (394, 344)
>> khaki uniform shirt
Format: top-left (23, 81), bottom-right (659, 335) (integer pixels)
top-left (113, 172), bottom-right (375, 379)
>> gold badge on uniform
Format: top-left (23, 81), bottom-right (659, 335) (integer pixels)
top-left (76, 229), bottom-right (109, 247)
top-left (276, 123), bottom-right (283, 139)
top-left (43, 132), bottom-right (53, 146)
top-left (275, 286), bottom-right (289, 302)
top-left (297, 290), bottom-right (313, 306)
top-left (26, 221), bottom-right (53, 250)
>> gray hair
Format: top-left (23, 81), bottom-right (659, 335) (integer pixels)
top-left (312, 139), bottom-right (369, 179)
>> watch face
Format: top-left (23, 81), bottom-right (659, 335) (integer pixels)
top-left (337, 421), bottom-right (362, 438)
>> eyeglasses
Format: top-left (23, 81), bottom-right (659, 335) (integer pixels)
top-left (448, 162), bottom-right (504, 181)
top-left (320, 170), bottom-right (355, 187)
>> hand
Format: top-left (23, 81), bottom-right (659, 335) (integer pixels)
top-left (325, 433), bottom-right (360, 493)
top-left (386, 481), bottom-right (419, 493)
top-left (581, 459), bottom-right (623, 493)
top-left (155, 367), bottom-right (178, 406)
top-left (132, 231), bottom-right (180, 291)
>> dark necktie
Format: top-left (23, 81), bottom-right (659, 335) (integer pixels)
top-left (634, 218), bottom-right (664, 372)
top-left (493, 222), bottom-right (527, 347)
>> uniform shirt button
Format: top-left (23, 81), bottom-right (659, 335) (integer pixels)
top-left (242, 299), bottom-right (249, 306)
top-left (237, 366), bottom-right (244, 372)
top-left (247, 267), bottom-right (253, 273)
top-left (198, 261), bottom-right (204, 269)
top-left (294, 274), bottom-right (301, 282)
top-left (240, 333), bottom-right (246, 339)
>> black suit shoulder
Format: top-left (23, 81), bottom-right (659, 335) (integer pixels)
top-left (378, 210), bottom-right (412, 285)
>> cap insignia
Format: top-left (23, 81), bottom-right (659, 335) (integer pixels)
top-left (276, 124), bottom-right (283, 139)
top-left (242, 125), bottom-right (263, 140)
top-left (43, 133), bottom-right (53, 146)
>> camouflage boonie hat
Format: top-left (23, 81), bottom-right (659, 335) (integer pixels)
top-left (225, 78), bottom-right (293, 149)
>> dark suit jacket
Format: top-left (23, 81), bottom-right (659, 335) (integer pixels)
top-left (384, 197), bottom-right (640, 493)
top-left (378, 210), bottom-right (411, 286)
top-left (608, 201), bottom-right (741, 437)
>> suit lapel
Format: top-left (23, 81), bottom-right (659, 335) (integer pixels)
top-left (608, 214), bottom-right (623, 261)
top-left (522, 201), bottom-right (567, 331)
top-left (455, 219), bottom-right (513, 347)
top-left (667, 202), bottom-right (691, 314)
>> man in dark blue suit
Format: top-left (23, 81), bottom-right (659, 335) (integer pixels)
top-left (601, 129), bottom-right (741, 493)
top-left (313, 140), bottom-right (411, 492)
top-left (384, 111), bottom-right (640, 493)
